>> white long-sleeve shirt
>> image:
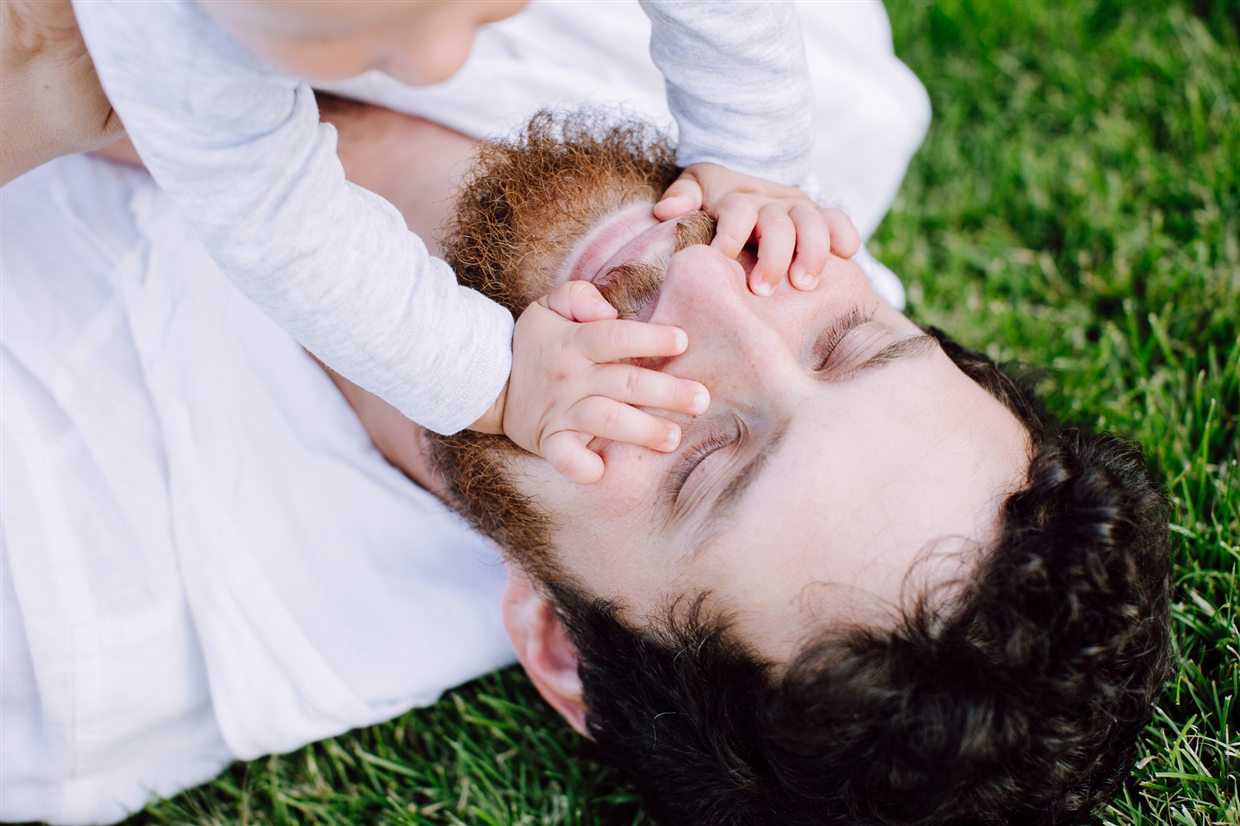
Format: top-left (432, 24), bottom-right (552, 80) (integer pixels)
top-left (72, 0), bottom-right (812, 435)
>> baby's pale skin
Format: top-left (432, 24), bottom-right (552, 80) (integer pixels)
top-left (200, 0), bottom-right (528, 86)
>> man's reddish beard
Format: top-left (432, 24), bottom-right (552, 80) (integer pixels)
top-left (429, 110), bottom-right (681, 587)
top-left (441, 110), bottom-right (681, 316)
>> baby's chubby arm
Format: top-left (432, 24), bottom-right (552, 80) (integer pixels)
top-left (471, 281), bottom-right (709, 486)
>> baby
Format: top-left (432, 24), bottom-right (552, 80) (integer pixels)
top-left (70, 0), bottom-right (858, 484)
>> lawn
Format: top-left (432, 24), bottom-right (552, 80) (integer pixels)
top-left (127, 1), bottom-right (1240, 824)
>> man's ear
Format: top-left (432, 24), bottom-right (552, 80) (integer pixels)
top-left (501, 570), bottom-right (589, 736)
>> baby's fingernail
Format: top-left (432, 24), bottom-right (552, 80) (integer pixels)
top-left (673, 329), bottom-right (689, 351)
top-left (796, 274), bottom-right (819, 290)
top-left (662, 427), bottom-right (681, 452)
top-left (753, 280), bottom-right (774, 297)
top-left (692, 387), bottom-right (710, 414)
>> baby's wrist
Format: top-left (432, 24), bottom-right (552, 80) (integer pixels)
top-left (467, 383), bottom-right (507, 435)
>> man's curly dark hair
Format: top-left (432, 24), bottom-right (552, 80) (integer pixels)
top-left (430, 111), bottom-right (1173, 826)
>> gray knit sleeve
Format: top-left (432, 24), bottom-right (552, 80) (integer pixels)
top-left (638, 0), bottom-right (813, 185)
top-left (72, 0), bottom-right (513, 435)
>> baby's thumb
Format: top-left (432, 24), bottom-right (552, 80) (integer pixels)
top-left (543, 280), bottom-right (617, 323)
top-left (544, 431), bottom-right (604, 485)
top-left (653, 172), bottom-right (703, 221)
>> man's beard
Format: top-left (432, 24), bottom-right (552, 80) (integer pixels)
top-left (429, 110), bottom-right (681, 587)
top-left (441, 110), bottom-right (680, 317)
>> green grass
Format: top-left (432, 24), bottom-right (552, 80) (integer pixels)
top-left (878, 2), bottom-right (1240, 823)
top-left (124, 2), bottom-right (1240, 824)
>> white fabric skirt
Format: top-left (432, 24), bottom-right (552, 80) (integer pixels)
top-left (1, 1), bottom-right (928, 823)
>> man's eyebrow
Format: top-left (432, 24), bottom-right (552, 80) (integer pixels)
top-left (841, 331), bottom-right (939, 378)
top-left (691, 418), bottom-right (790, 555)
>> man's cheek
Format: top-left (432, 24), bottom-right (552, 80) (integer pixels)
top-left (586, 441), bottom-right (664, 519)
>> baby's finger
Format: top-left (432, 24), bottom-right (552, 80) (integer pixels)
top-left (592, 363), bottom-right (709, 415)
top-left (788, 205), bottom-right (830, 290)
top-left (568, 396), bottom-right (681, 453)
top-left (750, 204), bottom-right (796, 296)
top-left (824, 208), bottom-right (861, 259)
top-left (653, 173), bottom-right (703, 221)
top-left (542, 279), bottom-right (617, 322)
top-left (710, 194), bottom-right (758, 260)
top-left (574, 319), bottom-right (688, 363)
top-left (543, 430), bottom-right (605, 486)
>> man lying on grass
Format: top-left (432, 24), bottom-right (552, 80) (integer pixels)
top-left (330, 110), bottom-right (1174, 826)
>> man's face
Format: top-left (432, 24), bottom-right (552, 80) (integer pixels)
top-left (506, 203), bottom-right (1032, 660)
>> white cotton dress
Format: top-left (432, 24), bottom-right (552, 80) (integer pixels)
top-left (0, 1), bottom-right (929, 823)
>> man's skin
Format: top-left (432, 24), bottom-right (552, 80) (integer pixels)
top-left (291, 102), bottom-right (1031, 702)
top-left (1, 0), bottom-right (124, 185)
top-left (96, 101), bottom-right (1031, 726)
top-left (517, 214), bottom-right (1032, 660)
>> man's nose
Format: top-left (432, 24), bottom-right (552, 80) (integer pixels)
top-left (657, 244), bottom-right (751, 321)
top-left (654, 244), bottom-right (788, 368)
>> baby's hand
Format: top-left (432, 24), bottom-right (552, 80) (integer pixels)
top-left (654, 163), bottom-right (860, 296)
top-left (472, 281), bottom-right (709, 485)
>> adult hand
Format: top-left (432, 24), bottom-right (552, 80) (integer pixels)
top-left (1, 0), bottom-right (124, 186)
